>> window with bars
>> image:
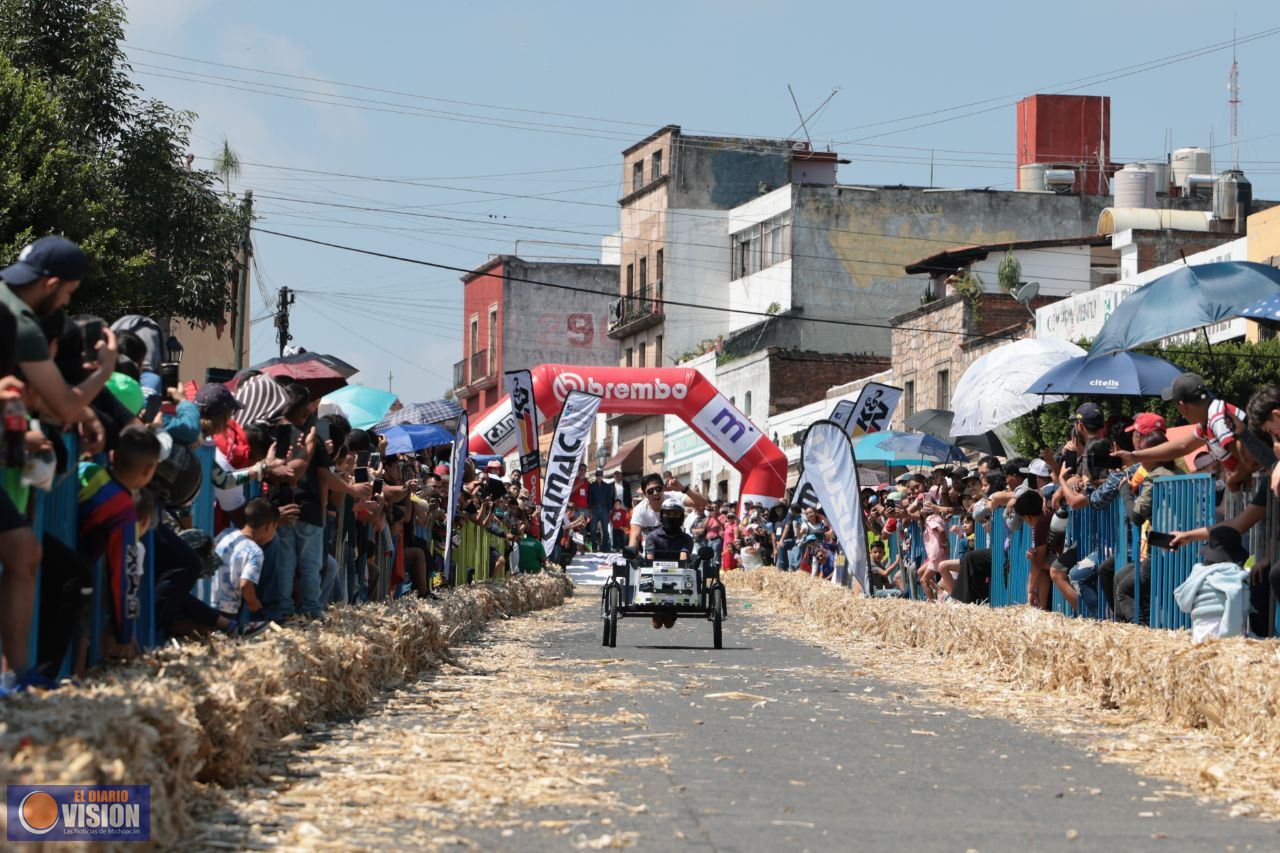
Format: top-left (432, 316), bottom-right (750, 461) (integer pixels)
top-left (651, 151), bottom-right (663, 180)
top-left (632, 160), bottom-right (644, 192)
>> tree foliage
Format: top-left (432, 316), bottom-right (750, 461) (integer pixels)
top-left (1007, 337), bottom-right (1280, 454)
top-left (0, 0), bottom-right (246, 325)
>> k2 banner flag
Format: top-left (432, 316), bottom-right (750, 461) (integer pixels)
top-left (843, 382), bottom-right (903, 437)
top-left (540, 391), bottom-right (602, 555)
top-left (443, 411), bottom-right (468, 583)
top-left (504, 370), bottom-right (543, 502)
top-left (800, 420), bottom-right (870, 593)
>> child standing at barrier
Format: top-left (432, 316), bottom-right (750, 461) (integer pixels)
top-left (213, 498), bottom-right (279, 634)
top-left (76, 425), bottom-right (162, 663)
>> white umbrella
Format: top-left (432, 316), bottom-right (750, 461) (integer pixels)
top-left (950, 338), bottom-right (1085, 437)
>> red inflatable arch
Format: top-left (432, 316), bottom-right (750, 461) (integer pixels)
top-left (469, 364), bottom-right (788, 507)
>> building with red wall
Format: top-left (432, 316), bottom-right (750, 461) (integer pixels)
top-left (455, 256), bottom-right (620, 418)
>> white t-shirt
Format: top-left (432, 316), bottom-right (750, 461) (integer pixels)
top-left (630, 491), bottom-right (687, 531)
top-left (213, 528), bottom-right (264, 616)
top-left (213, 448), bottom-right (248, 512)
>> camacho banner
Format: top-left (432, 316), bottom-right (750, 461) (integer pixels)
top-left (799, 420), bottom-right (870, 593)
top-left (443, 411), bottom-right (468, 583)
top-left (540, 391), bottom-right (602, 554)
top-left (795, 382), bottom-right (903, 513)
top-left (504, 369), bottom-right (542, 502)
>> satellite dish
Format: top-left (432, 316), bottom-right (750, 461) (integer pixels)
top-left (1014, 281), bottom-right (1040, 305)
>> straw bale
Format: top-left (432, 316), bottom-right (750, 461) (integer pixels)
top-left (726, 569), bottom-right (1280, 811)
top-left (0, 573), bottom-right (571, 846)
top-left (726, 571), bottom-right (1280, 738)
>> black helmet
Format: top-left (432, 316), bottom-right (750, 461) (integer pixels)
top-left (659, 497), bottom-right (685, 535)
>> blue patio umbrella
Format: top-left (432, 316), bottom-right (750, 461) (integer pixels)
top-left (378, 423), bottom-right (454, 455)
top-left (1026, 352), bottom-right (1184, 397)
top-left (1237, 291), bottom-right (1280, 330)
top-left (850, 430), bottom-right (966, 466)
top-left (1087, 261), bottom-right (1280, 360)
top-left (321, 384), bottom-right (398, 429)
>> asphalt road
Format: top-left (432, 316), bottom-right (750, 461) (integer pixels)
top-left (485, 568), bottom-right (1280, 852)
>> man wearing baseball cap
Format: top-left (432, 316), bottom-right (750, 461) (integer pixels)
top-left (1116, 372), bottom-right (1255, 490)
top-left (1, 236), bottom-right (118, 428)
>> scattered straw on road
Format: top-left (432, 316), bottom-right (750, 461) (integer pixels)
top-left (727, 569), bottom-right (1280, 820)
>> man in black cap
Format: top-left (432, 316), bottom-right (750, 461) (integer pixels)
top-left (1116, 372), bottom-right (1255, 491)
top-left (1057, 402), bottom-right (1106, 478)
top-left (1, 236), bottom-right (117, 432)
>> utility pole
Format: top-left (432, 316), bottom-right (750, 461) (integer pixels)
top-left (275, 285), bottom-right (295, 357)
top-left (232, 190), bottom-right (253, 370)
top-left (387, 370), bottom-right (393, 393)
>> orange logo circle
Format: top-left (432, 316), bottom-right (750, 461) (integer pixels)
top-left (19, 791), bottom-right (59, 834)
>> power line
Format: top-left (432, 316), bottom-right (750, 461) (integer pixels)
top-left (252, 227), bottom-right (1023, 343)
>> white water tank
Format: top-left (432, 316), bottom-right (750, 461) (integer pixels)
top-left (1018, 163), bottom-right (1049, 191)
top-left (1044, 168), bottom-right (1077, 194)
top-left (1114, 164), bottom-right (1156, 208)
top-left (1141, 160), bottom-right (1171, 195)
top-left (1171, 147), bottom-right (1211, 190)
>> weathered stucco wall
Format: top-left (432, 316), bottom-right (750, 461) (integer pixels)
top-left (500, 259), bottom-right (619, 374)
top-left (787, 186), bottom-right (1112, 356)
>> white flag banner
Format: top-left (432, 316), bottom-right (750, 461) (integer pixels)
top-left (800, 420), bottom-right (870, 594)
top-left (843, 382), bottom-right (903, 437)
top-left (829, 399), bottom-right (857, 433)
top-left (540, 391), bottom-right (602, 555)
top-left (443, 411), bottom-right (468, 583)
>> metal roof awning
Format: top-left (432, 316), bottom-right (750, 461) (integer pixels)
top-left (603, 437), bottom-right (645, 474)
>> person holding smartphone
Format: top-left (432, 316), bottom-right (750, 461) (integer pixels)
top-left (1, 237), bottom-right (116, 452)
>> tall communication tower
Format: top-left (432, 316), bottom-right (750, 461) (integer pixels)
top-left (1228, 28), bottom-right (1241, 169)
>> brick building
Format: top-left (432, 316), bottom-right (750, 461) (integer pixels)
top-left (889, 292), bottom-right (1059, 425)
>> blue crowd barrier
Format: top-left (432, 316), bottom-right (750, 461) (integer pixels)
top-left (1148, 473), bottom-right (1216, 630)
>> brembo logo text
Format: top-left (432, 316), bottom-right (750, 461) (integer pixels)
top-left (551, 371), bottom-right (688, 402)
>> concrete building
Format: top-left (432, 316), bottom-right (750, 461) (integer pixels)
top-left (607, 126), bottom-right (797, 471)
top-left (454, 256), bottom-right (618, 418)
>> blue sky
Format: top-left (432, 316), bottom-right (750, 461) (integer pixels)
top-left (122, 0), bottom-right (1280, 403)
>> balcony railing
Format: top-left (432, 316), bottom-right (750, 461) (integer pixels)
top-left (608, 289), bottom-right (664, 336)
top-left (470, 348), bottom-right (489, 383)
top-left (453, 358), bottom-right (466, 389)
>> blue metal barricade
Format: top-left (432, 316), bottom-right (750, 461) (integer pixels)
top-left (191, 444), bottom-right (216, 535)
top-left (1148, 473), bottom-right (1215, 630)
top-left (990, 510), bottom-right (1008, 606)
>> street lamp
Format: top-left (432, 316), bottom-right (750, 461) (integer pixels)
top-left (166, 335), bottom-right (184, 364)
top-left (595, 443), bottom-right (608, 470)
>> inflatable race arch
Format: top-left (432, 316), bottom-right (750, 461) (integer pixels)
top-left (469, 364), bottom-right (788, 507)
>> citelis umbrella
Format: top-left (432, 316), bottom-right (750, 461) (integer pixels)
top-left (1088, 261), bottom-right (1280, 360)
top-left (321, 384), bottom-right (399, 430)
top-left (1026, 351), bottom-right (1183, 397)
top-left (950, 338), bottom-right (1085, 436)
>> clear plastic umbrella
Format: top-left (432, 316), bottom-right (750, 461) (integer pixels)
top-left (950, 337), bottom-right (1085, 436)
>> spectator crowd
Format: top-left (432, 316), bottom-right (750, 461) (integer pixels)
top-left (5, 235), bottom-right (1280, 694)
top-left (0, 237), bottom-right (553, 695)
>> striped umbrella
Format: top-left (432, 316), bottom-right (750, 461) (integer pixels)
top-left (234, 375), bottom-right (290, 427)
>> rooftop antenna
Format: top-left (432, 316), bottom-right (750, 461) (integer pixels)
top-left (787, 84), bottom-right (813, 147)
top-left (1228, 18), bottom-right (1241, 169)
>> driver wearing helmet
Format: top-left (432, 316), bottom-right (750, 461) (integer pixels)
top-left (643, 498), bottom-right (695, 630)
